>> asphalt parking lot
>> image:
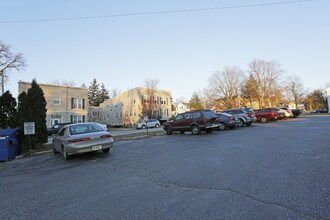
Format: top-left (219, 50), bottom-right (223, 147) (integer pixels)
top-left (0, 115), bottom-right (329, 219)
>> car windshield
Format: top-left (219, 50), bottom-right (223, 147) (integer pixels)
top-left (69, 123), bottom-right (104, 135)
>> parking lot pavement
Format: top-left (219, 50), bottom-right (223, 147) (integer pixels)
top-left (1, 116), bottom-right (329, 219)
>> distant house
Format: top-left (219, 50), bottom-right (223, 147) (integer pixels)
top-left (97, 87), bottom-right (172, 126)
top-left (174, 102), bottom-right (190, 115)
top-left (18, 81), bottom-right (88, 127)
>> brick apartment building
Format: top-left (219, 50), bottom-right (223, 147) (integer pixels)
top-left (18, 81), bottom-right (88, 127)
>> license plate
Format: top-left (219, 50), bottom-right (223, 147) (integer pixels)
top-left (92, 145), bottom-right (102, 151)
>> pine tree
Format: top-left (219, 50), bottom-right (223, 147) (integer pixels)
top-left (241, 74), bottom-right (259, 108)
top-left (88, 79), bottom-right (100, 106)
top-left (190, 92), bottom-right (203, 110)
top-left (98, 83), bottom-right (110, 104)
top-left (21, 79), bottom-right (48, 149)
top-left (0, 90), bottom-right (17, 128)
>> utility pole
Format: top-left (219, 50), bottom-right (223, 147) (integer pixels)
top-left (0, 70), bottom-right (4, 95)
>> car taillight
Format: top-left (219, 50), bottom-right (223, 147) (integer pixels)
top-left (246, 113), bottom-right (252, 117)
top-left (68, 137), bottom-right (91, 143)
top-left (100, 134), bottom-right (112, 138)
top-left (227, 117), bottom-right (234, 121)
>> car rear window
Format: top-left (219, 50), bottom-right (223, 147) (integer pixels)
top-left (69, 124), bottom-right (104, 135)
top-left (203, 111), bottom-right (216, 119)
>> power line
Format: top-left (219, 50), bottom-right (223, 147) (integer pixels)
top-left (0, 0), bottom-right (312, 24)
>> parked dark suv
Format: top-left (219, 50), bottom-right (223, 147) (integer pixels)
top-left (222, 108), bottom-right (256, 127)
top-left (48, 123), bottom-right (71, 136)
top-left (163, 110), bottom-right (219, 135)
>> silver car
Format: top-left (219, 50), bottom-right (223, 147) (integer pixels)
top-left (52, 122), bottom-right (114, 160)
top-left (135, 119), bottom-right (160, 129)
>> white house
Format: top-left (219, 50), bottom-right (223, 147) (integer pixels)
top-left (174, 102), bottom-right (190, 115)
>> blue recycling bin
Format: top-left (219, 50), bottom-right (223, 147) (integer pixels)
top-left (0, 128), bottom-right (19, 161)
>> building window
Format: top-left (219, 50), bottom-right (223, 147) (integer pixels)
top-left (71, 115), bottom-right (85, 123)
top-left (53, 97), bottom-right (60, 105)
top-left (50, 115), bottom-right (62, 126)
top-left (71, 98), bottom-right (85, 109)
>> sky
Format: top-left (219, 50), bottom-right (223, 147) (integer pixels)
top-left (1, 0), bottom-right (329, 101)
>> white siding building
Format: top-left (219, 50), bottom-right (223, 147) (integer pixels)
top-left (97, 87), bottom-right (172, 126)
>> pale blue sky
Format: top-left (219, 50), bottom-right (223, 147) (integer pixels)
top-left (1, 0), bottom-right (329, 100)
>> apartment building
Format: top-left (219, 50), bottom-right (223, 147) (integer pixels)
top-left (98, 87), bottom-right (172, 126)
top-left (18, 81), bottom-right (88, 127)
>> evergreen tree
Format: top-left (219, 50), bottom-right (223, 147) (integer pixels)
top-left (241, 74), bottom-right (259, 108)
top-left (88, 79), bottom-right (100, 106)
top-left (17, 91), bottom-right (28, 152)
top-left (24, 79), bottom-right (48, 149)
top-left (88, 79), bottom-right (110, 106)
top-left (98, 83), bottom-right (110, 104)
top-left (0, 90), bottom-right (17, 128)
top-left (190, 92), bottom-right (203, 110)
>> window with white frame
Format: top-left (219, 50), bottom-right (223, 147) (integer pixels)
top-left (53, 97), bottom-right (60, 105)
top-left (71, 98), bottom-right (85, 109)
top-left (71, 115), bottom-right (85, 123)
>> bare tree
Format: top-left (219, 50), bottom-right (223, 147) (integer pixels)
top-left (248, 59), bottom-right (283, 107)
top-left (50, 80), bottom-right (76, 87)
top-left (201, 88), bottom-right (215, 110)
top-left (285, 75), bottom-right (305, 108)
top-left (0, 40), bottom-right (27, 94)
top-left (110, 88), bottom-right (120, 98)
top-left (208, 66), bottom-right (245, 109)
top-left (174, 96), bottom-right (187, 106)
top-left (143, 78), bottom-right (160, 118)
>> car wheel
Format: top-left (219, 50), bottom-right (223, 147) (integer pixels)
top-left (191, 125), bottom-right (201, 135)
top-left (62, 146), bottom-right (71, 160)
top-left (166, 126), bottom-right (172, 135)
top-left (260, 117), bottom-right (268, 123)
top-left (155, 124), bottom-right (159, 128)
top-left (205, 128), bottom-right (212, 133)
top-left (102, 148), bottom-right (110, 153)
top-left (218, 122), bottom-right (226, 131)
top-left (238, 119), bottom-right (245, 127)
top-left (52, 145), bottom-right (57, 154)
top-left (141, 125), bottom-right (146, 129)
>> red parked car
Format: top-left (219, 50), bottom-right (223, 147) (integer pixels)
top-left (254, 108), bottom-right (280, 123)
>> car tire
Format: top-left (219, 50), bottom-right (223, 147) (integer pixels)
top-left (102, 148), bottom-right (110, 153)
top-left (52, 145), bottom-right (57, 154)
top-left (166, 126), bottom-right (173, 135)
top-left (205, 128), bottom-right (212, 133)
top-left (260, 117), bottom-right (268, 123)
top-left (141, 125), bottom-right (146, 129)
top-left (62, 146), bottom-right (71, 160)
top-left (191, 125), bottom-right (201, 135)
top-left (218, 122), bottom-right (226, 131)
top-left (238, 119), bottom-right (245, 127)
top-left (155, 124), bottom-right (159, 128)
